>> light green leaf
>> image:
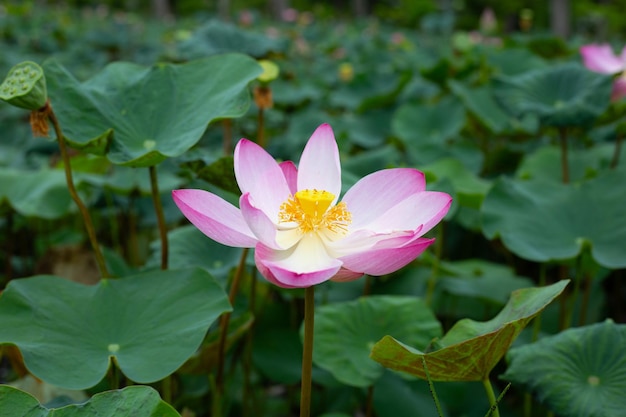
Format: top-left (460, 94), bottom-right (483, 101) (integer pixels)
top-left (312, 296), bottom-right (442, 387)
top-left (493, 63), bottom-right (612, 128)
top-left (481, 169), bottom-right (626, 268)
top-left (0, 385), bottom-right (180, 417)
top-left (44, 54), bottom-right (261, 166)
top-left (0, 268), bottom-right (231, 389)
top-left (503, 320), bottom-right (626, 417)
top-left (371, 281), bottom-right (568, 381)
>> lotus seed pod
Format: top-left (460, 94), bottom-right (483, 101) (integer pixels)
top-left (257, 60), bottom-right (279, 83)
top-left (0, 61), bottom-right (48, 110)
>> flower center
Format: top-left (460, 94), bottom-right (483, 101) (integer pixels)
top-left (279, 189), bottom-right (351, 234)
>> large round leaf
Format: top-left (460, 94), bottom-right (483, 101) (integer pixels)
top-left (502, 320), bottom-right (626, 417)
top-left (0, 268), bottom-right (231, 389)
top-left (448, 80), bottom-right (538, 134)
top-left (392, 96), bottom-right (465, 146)
top-left (44, 54), bottom-right (261, 166)
top-left (311, 295), bottom-right (442, 387)
top-left (481, 169), bottom-right (626, 268)
top-left (0, 168), bottom-right (74, 219)
top-left (370, 281), bottom-right (568, 381)
top-left (493, 62), bottom-right (612, 128)
top-left (0, 385), bottom-right (179, 417)
top-left (147, 225), bottom-right (243, 282)
top-left (176, 20), bottom-right (286, 59)
top-left (516, 144), bottom-right (623, 182)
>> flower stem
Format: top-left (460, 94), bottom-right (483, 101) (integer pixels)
top-left (257, 108), bottom-right (266, 148)
top-left (365, 385), bottom-right (374, 417)
top-left (426, 223), bottom-right (445, 306)
top-left (222, 119), bottom-right (233, 155)
top-left (563, 256), bottom-right (583, 329)
top-left (558, 127), bottom-right (569, 184)
top-left (300, 285), bottom-right (315, 417)
top-left (149, 165), bottom-right (168, 270)
top-left (48, 104), bottom-right (109, 278)
top-left (215, 247), bottom-right (249, 416)
top-left (422, 356), bottom-right (444, 417)
top-left (610, 132), bottom-right (622, 169)
top-left (482, 377), bottom-right (500, 417)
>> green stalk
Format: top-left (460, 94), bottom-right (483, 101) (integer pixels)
top-left (578, 272), bottom-right (592, 325)
top-left (300, 286), bottom-right (315, 417)
top-left (425, 223), bottom-right (445, 306)
top-left (563, 256), bottom-right (583, 329)
top-left (48, 105), bottom-right (109, 277)
top-left (422, 356), bottom-right (444, 417)
top-left (610, 132), bottom-right (622, 169)
top-left (257, 108), bottom-right (266, 148)
top-left (482, 377), bottom-right (500, 417)
top-left (365, 385), bottom-right (374, 417)
top-left (215, 247), bottom-right (249, 416)
top-left (149, 165), bottom-right (168, 270)
top-left (558, 127), bottom-right (569, 184)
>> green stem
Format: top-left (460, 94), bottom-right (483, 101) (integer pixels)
top-left (526, 263), bottom-right (547, 417)
top-left (365, 385), bottom-right (374, 417)
top-left (425, 223), bottom-right (445, 306)
top-left (243, 268), bottom-right (258, 417)
top-left (578, 272), bottom-right (592, 326)
top-left (485, 383), bottom-right (511, 417)
top-left (162, 375), bottom-right (172, 404)
top-left (300, 286), bottom-right (315, 417)
top-left (222, 119), bottom-right (233, 155)
top-left (482, 377), bottom-right (500, 417)
top-left (149, 166), bottom-right (168, 270)
top-left (48, 105), bottom-right (109, 277)
top-left (215, 247), bottom-right (249, 416)
top-left (610, 132), bottom-right (622, 169)
top-left (422, 356), bottom-right (444, 417)
top-left (563, 256), bottom-right (583, 329)
top-left (257, 107), bottom-right (266, 148)
top-left (5, 211), bottom-right (13, 280)
top-left (558, 127), bottom-right (569, 184)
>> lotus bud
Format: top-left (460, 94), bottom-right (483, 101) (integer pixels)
top-left (257, 60), bottom-right (279, 84)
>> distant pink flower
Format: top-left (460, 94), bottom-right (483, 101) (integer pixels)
top-left (281, 8), bottom-right (298, 22)
top-left (580, 44), bottom-right (626, 101)
top-left (173, 124), bottom-right (451, 288)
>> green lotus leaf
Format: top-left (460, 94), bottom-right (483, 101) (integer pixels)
top-left (176, 20), bottom-right (286, 59)
top-left (516, 144), bottom-right (623, 182)
top-left (392, 96), bottom-right (465, 146)
top-left (370, 280), bottom-right (568, 381)
top-left (0, 385), bottom-right (180, 417)
top-left (312, 295), bottom-right (442, 387)
top-left (0, 268), bottom-right (231, 389)
top-left (83, 164), bottom-right (183, 196)
top-left (437, 259), bottom-right (534, 306)
top-left (493, 62), bottom-right (612, 128)
top-left (448, 80), bottom-right (538, 134)
top-left (44, 54), bottom-right (261, 166)
top-left (421, 157), bottom-right (490, 209)
top-left (484, 48), bottom-right (548, 76)
top-left (502, 320), bottom-right (626, 417)
top-left (0, 168), bottom-right (74, 219)
top-left (481, 169), bottom-right (626, 268)
top-left (147, 225), bottom-right (243, 282)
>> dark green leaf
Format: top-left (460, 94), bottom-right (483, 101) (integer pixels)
top-left (503, 320), bottom-right (626, 417)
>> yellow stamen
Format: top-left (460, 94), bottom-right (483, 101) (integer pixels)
top-left (279, 189), bottom-right (351, 234)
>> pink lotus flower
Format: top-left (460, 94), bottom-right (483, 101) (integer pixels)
top-left (580, 44), bottom-right (626, 101)
top-left (172, 124), bottom-right (451, 288)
